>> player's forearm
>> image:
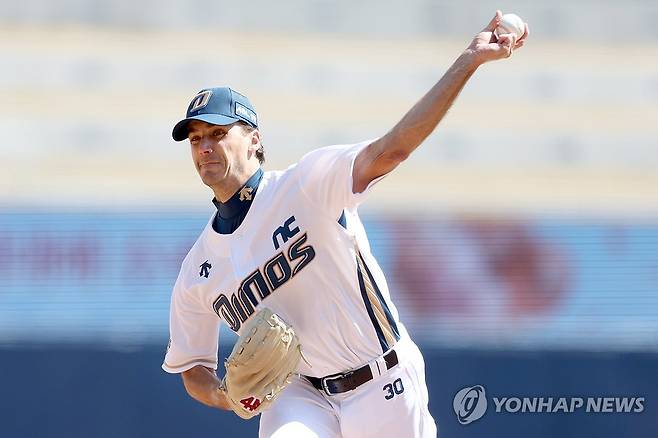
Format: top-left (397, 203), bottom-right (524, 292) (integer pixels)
top-left (357, 52), bottom-right (479, 185)
top-left (353, 51), bottom-right (481, 192)
top-left (383, 51), bottom-right (480, 156)
top-left (181, 366), bottom-right (231, 410)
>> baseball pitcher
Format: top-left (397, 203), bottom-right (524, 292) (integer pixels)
top-left (162, 11), bottom-right (529, 437)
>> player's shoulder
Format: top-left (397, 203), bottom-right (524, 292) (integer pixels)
top-left (265, 144), bottom-right (355, 181)
top-left (299, 143), bottom-right (354, 162)
top-left (262, 168), bottom-right (290, 184)
top-left (263, 143), bottom-right (367, 181)
top-left (295, 141), bottom-right (374, 173)
top-left (255, 166), bottom-right (299, 195)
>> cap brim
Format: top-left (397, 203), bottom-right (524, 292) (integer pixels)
top-left (171, 114), bottom-right (241, 141)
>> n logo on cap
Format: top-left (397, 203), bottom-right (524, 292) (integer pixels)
top-left (190, 90), bottom-right (213, 112)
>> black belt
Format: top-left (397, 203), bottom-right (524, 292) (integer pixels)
top-left (306, 349), bottom-right (399, 396)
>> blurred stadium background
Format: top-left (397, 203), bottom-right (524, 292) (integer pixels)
top-left (1, 0), bottom-right (657, 436)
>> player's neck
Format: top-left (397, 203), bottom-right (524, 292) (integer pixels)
top-left (212, 166), bottom-right (262, 203)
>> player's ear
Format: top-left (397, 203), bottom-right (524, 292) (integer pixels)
top-left (248, 129), bottom-right (261, 155)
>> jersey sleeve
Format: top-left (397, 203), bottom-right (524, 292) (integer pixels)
top-left (295, 139), bottom-right (385, 219)
top-left (162, 273), bottom-right (220, 374)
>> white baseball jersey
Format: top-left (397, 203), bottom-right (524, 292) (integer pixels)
top-left (162, 140), bottom-right (404, 378)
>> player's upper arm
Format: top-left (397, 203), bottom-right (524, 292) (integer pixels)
top-left (162, 273), bottom-right (221, 374)
top-left (352, 136), bottom-right (409, 194)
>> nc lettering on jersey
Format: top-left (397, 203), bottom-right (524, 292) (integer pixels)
top-left (213, 232), bottom-right (316, 332)
top-left (272, 216), bottom-right (300, 250)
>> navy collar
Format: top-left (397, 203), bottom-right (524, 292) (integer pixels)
top-left (212, 168), bottom-right (264, 219)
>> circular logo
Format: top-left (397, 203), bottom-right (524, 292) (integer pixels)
top-left (453, 385), bottom-right (487, 425)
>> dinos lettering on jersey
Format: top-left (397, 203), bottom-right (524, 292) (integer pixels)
top-left (213, 232), bottom-right (316, 332)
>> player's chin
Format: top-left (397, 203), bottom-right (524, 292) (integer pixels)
top-left (198, 169), bottom-right (226, 187)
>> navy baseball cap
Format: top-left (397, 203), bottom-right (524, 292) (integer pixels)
top-left (172, 87), bottom-right (258, 141)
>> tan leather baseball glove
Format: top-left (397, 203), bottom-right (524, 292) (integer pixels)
top-left (220, 307), bottom-right (303, 419)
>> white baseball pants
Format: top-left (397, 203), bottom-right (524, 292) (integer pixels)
top-left (259, 336), bottom-right (437, 438)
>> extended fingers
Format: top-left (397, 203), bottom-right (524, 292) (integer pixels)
top-left (483, 10), bottom-right (503, 32)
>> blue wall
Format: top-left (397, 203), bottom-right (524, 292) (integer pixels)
top-left (2, 211), bottom-right (657, 436)
top-left (3, 345), bottom-right (656, 438)
top-left (2, 212), bottom-right (658, 350)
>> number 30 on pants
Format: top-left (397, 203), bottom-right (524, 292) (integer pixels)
top-left (383, 378), bottom-right (405, 400)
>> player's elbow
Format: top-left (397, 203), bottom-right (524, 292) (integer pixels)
top-left (379, 135), bottom-right (413, 164)
top-left (181, 368), bottom-right (209, 404)
top-left (181, 379), bottom-right (213, 408)
top-left (382, 148), bottom-right (411, 164)
top-left (180, 370), bottom-right (200, 399)
top-left (372, 148), bottom-right (410, 175)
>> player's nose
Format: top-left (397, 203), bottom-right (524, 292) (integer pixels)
top-left (198, 138), bottom-right (214, 153)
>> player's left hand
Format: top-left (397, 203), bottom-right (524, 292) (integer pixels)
top-left (221, 308), bottom-right (303, 419)
top-left (464, 10), bottom-right (529, 65)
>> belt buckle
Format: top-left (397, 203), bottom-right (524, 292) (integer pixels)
top-left (321, 370), bottom-right (353, 396)
top-left (321, 374), bottom-right (341, 395)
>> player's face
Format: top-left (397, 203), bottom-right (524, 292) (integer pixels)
top-left (187, 120), bottom-right (258, 198)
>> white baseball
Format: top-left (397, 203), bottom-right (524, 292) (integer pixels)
top-left (495, 13), bottom-right (525, 39)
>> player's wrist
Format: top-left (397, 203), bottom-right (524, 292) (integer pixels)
top-left (214, 383), bottom-right (232, 411)
top-left (458, 49), bottom-right (484, 70)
